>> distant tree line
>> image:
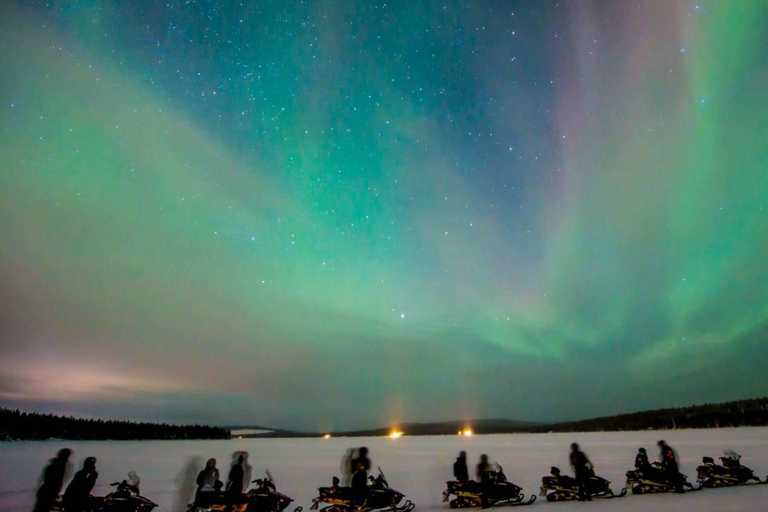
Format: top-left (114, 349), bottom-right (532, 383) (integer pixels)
top-left (523, 397), bottom-right (768, 433)
top-left (0, 408), bottom-right (231, 440)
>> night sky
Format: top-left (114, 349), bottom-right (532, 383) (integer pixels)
top-left (1, 1), bottom-right (767, 432)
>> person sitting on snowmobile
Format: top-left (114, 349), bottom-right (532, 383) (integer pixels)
top-left (196, 458), bottom-right (221, 492)
top-left (657, 440), bottom-right (684, 493)
top-left (476, 454), bottom-right (493, 483)
top-left (351, 447), bottom-right (371, 489)
top-left (635, 448), bottom-right (651, 473)
top-left (454, 451), bottom-right (469, 483)
top-left (476, 454), bottom-right (494, 507)
top-left (569, 443), bottom-right (594, 501)
top-left (62, 456), bottom-right (98, 512)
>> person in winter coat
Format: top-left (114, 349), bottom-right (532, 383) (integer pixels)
top-left (62, 456), bottom-right (98, 512)
top-left (239, 451), bottom-right (253, 492)
top-left (657, 440), bottom-right (684, 492)
top-left (196, 458), bottom-right (220, 491)
top-left (453, 451), bottom-right (469, 482)
top-left (635, 447), bottom-right (651, 473)
top-left (476, 454), bottom-right (494, 508)
top-left (476, 454), bottom-right (492, 484)
top-left (569, 443), bottom-right (594, 501)
top-left (34, 448), bottom-right (72, 512)
top-left (226, 454), bottom-right (246, 496)
top-left (350, 447), bottom-right (371, 491)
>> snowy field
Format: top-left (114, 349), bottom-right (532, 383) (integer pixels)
top-left (2, 427), bottom-right (767, 512)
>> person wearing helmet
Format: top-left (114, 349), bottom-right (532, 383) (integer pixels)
top-left (62, 456), bottom-right (98, 512)
top-left (634, 447), bottom-right (651, 473)
top-left (34, 448), bottom-right (72, 512)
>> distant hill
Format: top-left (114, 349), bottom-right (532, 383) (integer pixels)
top-left (332, 418), bottom-right (541, 437)
top-left (225, 425), bottom-right (306, 438)
top-left (529, 396), bottom-right (768, 433)
top-left (229, 397), bottom-right (768, 438)
top-left (5, 396), bottom-right (766, 441)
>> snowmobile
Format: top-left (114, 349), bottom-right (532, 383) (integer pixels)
top-left (539, 466), bottom-right (626, 501)
top-left (189, 470), bottom-right (299, 512)
top-left (310, 467), bottom-right (415, 512)
top-left (52, 472), bottom-right (158, 512)
top-left (96, 472), bottom-right (158, 511)
top-left (625, 462), bottom-right (696, 494)
top-left (246, 471), bottom-right (301, 512)
top-left (442, 463), bottom-right (536, 508)
top-left (696, 450), bottom-right (766, 488)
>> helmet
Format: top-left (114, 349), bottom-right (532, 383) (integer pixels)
top-left (84, 456), bottom-right (97, 467)
top-left (639, 447), bottom-right (646, 454)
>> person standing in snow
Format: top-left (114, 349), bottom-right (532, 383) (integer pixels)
top-left (569, 443), bottom-right (594, 501)
top-left (34, 448), bottom-right (72, 512)
top-left (350, 447), bottom-right (371, 491)
top-left (453, 451), bottom-right (469, 482)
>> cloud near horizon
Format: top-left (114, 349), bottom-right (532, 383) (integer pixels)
top-left (1, 2), bottom-right (767, 431)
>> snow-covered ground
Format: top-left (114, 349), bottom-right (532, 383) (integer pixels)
top-left (2, 427), bottom-right (767, 512)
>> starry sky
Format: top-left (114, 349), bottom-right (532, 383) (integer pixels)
top-left (1, 0), bottom-right (767, 432)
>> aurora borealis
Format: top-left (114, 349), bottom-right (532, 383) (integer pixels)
top-left (1, 0), bottom-right (767, 431)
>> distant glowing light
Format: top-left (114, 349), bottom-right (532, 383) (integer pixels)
top-left (389, 430), bottom-right (404, 439)
top-left (323, 433), bottom-right (332, 439)
top-left (459, 428), bottom-right (474, 436)
top-left (400, 313), bottom-right (405, 319)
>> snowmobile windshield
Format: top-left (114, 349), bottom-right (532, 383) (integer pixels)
top-left (723, 449), bottom-right (741, 460)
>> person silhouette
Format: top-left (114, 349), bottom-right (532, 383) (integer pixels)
top-left (33, 448), bottom-right (72, 512)
top-left (62, 456), bottom-right (98, 512)
top-left (569, 443), bottom-right (594, 501)
top-left (453, 451), bottom-right (469, 482)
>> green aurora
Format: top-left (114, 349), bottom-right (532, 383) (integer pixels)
top-left (1, 1), bottom-right (767, 430)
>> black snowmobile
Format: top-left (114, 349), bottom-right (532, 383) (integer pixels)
top-left (189, 470), bottom-right (298, 512)
top-left (246, 471), bottom-right (301, 512)
top-left (310, 467), bottom-right (415, 512)
top-left (96, 473), bottom-right (158, 512)
top-left (696, 450), bottom-right (766, 488)
top-left (539, 466), bottom-right (626, 501)
top-left (625, 461), bottom-right (696, 494)
top-left (54, 472), bottom-right (158, 512)
top-left (442, 463), bottom-right (536, 508)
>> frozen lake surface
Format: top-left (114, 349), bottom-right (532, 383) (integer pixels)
top-left (2, 427), bottom-right (767, 512)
